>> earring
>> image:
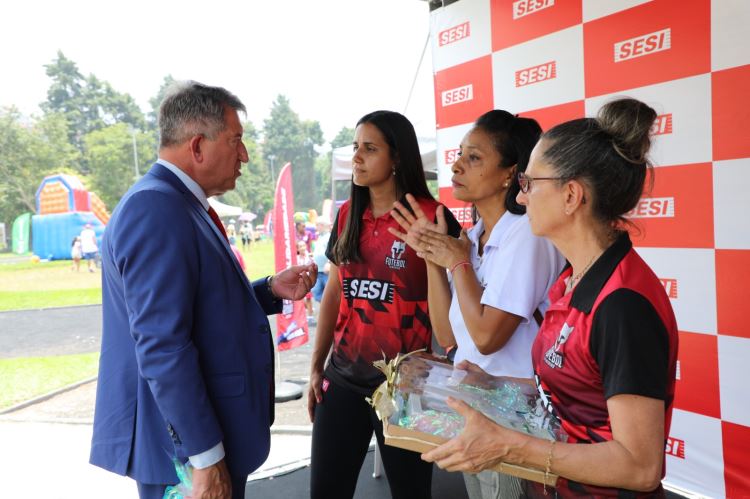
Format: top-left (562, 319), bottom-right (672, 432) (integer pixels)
top-left (565, 209), bottom-right (570, 215)
top-left (392, 165), bottom-right (396, 176)
top-left (503, 181), bottom-right (509, 188)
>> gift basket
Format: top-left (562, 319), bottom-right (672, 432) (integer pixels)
top-left (367, 351), bottom-right (566, 486)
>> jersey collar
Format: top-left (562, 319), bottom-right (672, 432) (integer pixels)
top-left (569, 231), bottom-right (633, 314)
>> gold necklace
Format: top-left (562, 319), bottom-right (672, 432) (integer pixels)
top-left (566, 254), bottom-right (597, 293)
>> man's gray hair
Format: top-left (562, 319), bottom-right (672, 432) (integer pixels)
top-left (158, 81), bottom-right (246, 148)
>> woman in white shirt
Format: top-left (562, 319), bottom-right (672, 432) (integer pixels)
top-left (390, 110), bottom-right (565, 499)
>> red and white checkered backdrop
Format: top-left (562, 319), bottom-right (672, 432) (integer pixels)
top-left (428, 0), bottom-right (750, 496)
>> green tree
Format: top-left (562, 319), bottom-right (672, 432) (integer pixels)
top-left (147, 74), bottom-right (176, 132)
top-left (84, 123), bottom-right (156, 210)
top-left (316, 126), bottom-right (354, 203)
top-left (0, 108), bottom-right (80, 230)
top-left (42, 51), bottom-right (146, 166)
top-left (262, 95), bottom-right (324, 211)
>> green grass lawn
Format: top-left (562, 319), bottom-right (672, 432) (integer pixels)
top-left (241, 239), bottom-right (276, 281)
top-left (0, 240), bottom-right (276, 311)
top-left (0, 289), bottom-right (102, 312)
top-left (0, 352), bottom-right (99, 410)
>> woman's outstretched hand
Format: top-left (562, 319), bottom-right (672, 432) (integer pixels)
top-left (389, 193), bottom-right (448, 254)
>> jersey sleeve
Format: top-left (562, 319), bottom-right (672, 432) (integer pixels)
top-left (590, 288), bottom-right (670, 400)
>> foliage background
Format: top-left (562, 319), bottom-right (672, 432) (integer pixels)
top-left (0, 52), bottom-right (355, 239)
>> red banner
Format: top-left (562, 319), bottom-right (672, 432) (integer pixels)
top-left (273, 163), bottom-right (309, 351)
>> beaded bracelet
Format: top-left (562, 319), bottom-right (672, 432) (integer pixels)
top-left (449, 260), bottom-right (472, 274)
top-left (543, 439), bottom-right (556, 495)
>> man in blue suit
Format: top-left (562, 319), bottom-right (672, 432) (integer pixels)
top-left (90, 81), bottom-right (316, 499)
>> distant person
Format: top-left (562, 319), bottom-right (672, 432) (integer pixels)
top-left (308, 110), bottom-right (461, 499)
top-left (89, 81), bottom-right (317, 499)
top-left (226, 218), bottom-right (237, 245)
top-left (240, 222), bottom-right (253, 249)
top-left (297, 240), bottom-right (314, 319)
top-left (310, 219), bottom-right (332, 304)
top-left (70, 236), bottom-right (82, 272)
top-left (79, 223), bottom-right (98, 273)
top-left (295, 221), bottom-right (311, 253)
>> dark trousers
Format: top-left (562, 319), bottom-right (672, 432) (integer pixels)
top-left (310, 375), bottom-right (433, 499)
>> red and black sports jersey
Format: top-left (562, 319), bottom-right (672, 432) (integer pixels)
top-left (531, 232), bottom-right (678, 498)
top-left (324, 198), bottom-right (460, 395)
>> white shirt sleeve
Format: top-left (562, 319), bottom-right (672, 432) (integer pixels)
top-left (189, 441), bottom-right (225, 469)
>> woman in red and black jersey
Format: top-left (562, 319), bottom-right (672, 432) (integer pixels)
top-left (307, 110), bottom-right (460, 499)
top-left (422, 98), bottom-right (679, 498)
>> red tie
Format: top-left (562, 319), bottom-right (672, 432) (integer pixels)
top-left (207, 206), bottom-right (229, 242)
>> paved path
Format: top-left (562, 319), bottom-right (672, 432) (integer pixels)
top-left (0, 305), bottom-right (102, 359)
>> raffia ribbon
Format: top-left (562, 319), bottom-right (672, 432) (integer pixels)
top-left (366, 349), bottom-right (425, 421)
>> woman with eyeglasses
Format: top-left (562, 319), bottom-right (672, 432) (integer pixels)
top-left (390, 110), bottom-right (565, 499)
top-left (421, 98), bottom-right (679, 498)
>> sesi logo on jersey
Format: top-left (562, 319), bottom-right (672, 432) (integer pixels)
top-left (342, 278), bottom-right (394, 303)
top-left (614, 28), bottom-right (671, 63)
top-left (515, 61), bottom-right (557, 87)
top-left (513, 0), bottom-right (555, 20)
top-left (665, 437), bottom-right (686, 459)
top-left (627, 197), bottom-right (675, 219)
top-left (441, 84), bottom-right (474, 107)
top-left (439, 21), bottom-right (471, 47)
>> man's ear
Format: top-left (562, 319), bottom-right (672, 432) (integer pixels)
top-left (189, 134), bottom-right (203, 162)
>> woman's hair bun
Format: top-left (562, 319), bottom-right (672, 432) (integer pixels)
top-left (597, 98), bottom-right (657, 165)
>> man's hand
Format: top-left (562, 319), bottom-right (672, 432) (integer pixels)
top-left (271, 263), bottom-right (317, 301)
top-left (190, 459), bottom-right (232, 499)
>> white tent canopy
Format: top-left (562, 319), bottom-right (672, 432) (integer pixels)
top-left (208, 197), bottom-right (243, 218)
top-left (331, 136), bottom-right (438, 181)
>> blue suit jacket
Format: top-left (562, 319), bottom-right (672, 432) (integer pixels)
top-left (90, 163), bottom-right (280, 484)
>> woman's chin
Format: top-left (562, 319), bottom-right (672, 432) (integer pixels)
top-left (451, 188), bottom-right (471, 202)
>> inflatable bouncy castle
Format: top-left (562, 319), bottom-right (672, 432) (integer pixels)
top-left (32, 174), bottom-right (109, 260)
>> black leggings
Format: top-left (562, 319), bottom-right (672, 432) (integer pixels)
top-left (310, 375), bottom-right (433, 499)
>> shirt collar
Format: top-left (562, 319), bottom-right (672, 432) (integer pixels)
top-left (362, 203), bottom-right (394, 222)
top-left (569, 231), bottom-right (633, 313)
top-left (466, 212), bottom-right (520, 249)
top-left (158, 158), bottom-right (209, 211)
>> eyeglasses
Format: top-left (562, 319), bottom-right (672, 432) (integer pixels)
top-left (517, 172), bottom-right (564, 193)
